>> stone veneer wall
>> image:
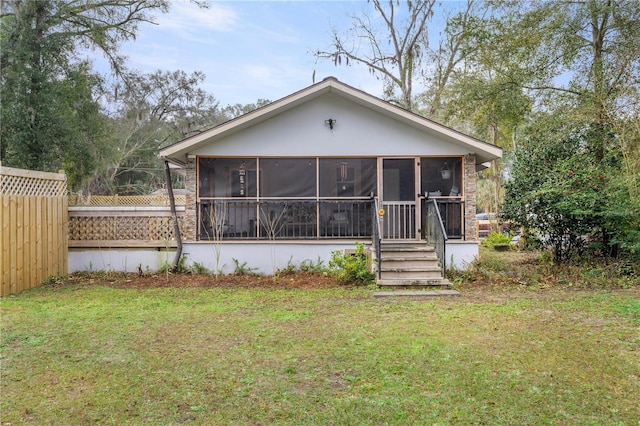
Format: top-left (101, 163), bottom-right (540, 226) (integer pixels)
top-left (463, 153), bottom-right (477, 241)
top-left (184, 158), bottom-right (197, 241)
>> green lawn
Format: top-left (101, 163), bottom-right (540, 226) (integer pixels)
top-left (2, 282), bottom-right (639, 425)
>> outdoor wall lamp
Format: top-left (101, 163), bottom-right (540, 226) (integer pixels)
top-left (325, 118), bottom-right (336, 129)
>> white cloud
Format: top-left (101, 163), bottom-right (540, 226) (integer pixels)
top-left (93, 1), bottom-right (386, 106)
top-left (157, 1), bottom-right (238, 33)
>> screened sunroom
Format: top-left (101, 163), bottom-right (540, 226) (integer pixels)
top-left (196, 155), bottom-right (464, 241)
top-left (158, 77), bottom-right (503, 272)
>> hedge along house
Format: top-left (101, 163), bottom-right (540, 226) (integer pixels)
top-left (160, 77), bottom-right (502, 281)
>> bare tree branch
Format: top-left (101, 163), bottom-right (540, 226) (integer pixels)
top-left (315, 0), bottom-right (436, 110)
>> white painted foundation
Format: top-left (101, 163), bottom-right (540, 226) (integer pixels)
top-left (68, 240), bottom-right (479, 274)
top-left (445, 240), bottom-right (480, 270)
top-left (68, 248), bottom-right (176, 273)
top-left (181, 242), bottom-right (357, 275)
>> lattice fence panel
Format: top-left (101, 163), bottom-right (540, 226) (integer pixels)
top-left (149, 217), bottom-right (173, 240)
top-left (119, 217), bottom-right (151, 240)
top-left (69, 194), bottom-right (186, 206)
top-left (69, 215), bottom-right (186, 241)
top-left (1, 167), bottom-right (66, 196)
top-left (69, 217), bottom-right (116, 240)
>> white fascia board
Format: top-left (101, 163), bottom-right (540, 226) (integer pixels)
top-left (476, 161), bottom-right (493, 171)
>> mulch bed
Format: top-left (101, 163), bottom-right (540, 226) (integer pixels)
top-left (59, 271), bottom-right (345, 290)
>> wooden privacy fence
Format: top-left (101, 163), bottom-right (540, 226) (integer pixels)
top-left (1, 166), bottom-right (68, 296)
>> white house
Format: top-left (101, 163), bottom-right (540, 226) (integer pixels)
top-left (158, 77), bottom-right (502, 280)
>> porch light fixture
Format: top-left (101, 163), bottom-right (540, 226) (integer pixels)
top-left (325, 118), bottom-right (336, 129)
top-left (441, 162), bottom-right (451, 180)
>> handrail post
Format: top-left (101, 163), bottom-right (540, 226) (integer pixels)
top-left (372, 197), bottom-right (382, 280)
top-left (424, 199), bottom-right (448, 276)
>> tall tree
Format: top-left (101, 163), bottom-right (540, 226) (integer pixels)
top-left (0, 3), bottom-right (110, 188)
top-left (419, 0), bottom-right (488, 119)
top-left (509, 0), bottom-right (640, 163)
top-left (489, 0), bottom-right (640, 258)
top-left (0, 0), bottom-right (169, 186)
top-left (315, 0), bottom-right (436, 111)
top-left (87, 70), bottom-right (221, 195)
top-left (435, 3), bottom-right (535, 215)
top-left (1, 0), bottom-right (170, 75)
top-left (220, 100), bottom-right (272, 121)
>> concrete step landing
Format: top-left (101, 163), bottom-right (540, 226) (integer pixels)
top-left (373, 290), bottom-right (460, 298)
top-left (376, 278), bottom-right (452, 288)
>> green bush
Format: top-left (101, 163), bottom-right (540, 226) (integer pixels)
top-left (191, 261), bottom-right (211, 275)
top-left (159, 255), bottom-right (191, 274)
top-left (329, 242), bottom-right (375, 285)
top-left (232, 258), bottom-right (258, 276)
top-left (299, 257), bottom-right (327, 273)
top-left (502, 115), bottom-right (640, 262)
top-left (481, 232), bottom-right (512, 249)
top-left (275, 256), bottom-right (296, 277)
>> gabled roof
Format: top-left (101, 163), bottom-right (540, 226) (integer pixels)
top-left (160, 77), bottom-right (502, 167)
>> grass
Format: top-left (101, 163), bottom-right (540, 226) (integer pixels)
top-left (2, 277), bottom-right (639, 425)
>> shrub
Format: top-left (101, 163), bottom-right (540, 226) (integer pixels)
top-left (299, 257), bottom-right (327, 273)
top-left (481, 232), bottom-right (512, 249)
top-left (159, 255), bottom-right (191, 274)
top-left (329, 242), bottom-right (375, 285)
top-left (191, 262), bottom-right (211, 275)
top-left (232, 258), bottom-right (258, 276)
top-left (275, 256), bottom-right (296, 277)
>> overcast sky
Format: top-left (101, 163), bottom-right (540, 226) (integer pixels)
top-left (88, 1), bottom-right (455, 107)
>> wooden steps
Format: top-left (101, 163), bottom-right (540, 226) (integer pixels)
top-left (374, 241), bottom-right (455, 297)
